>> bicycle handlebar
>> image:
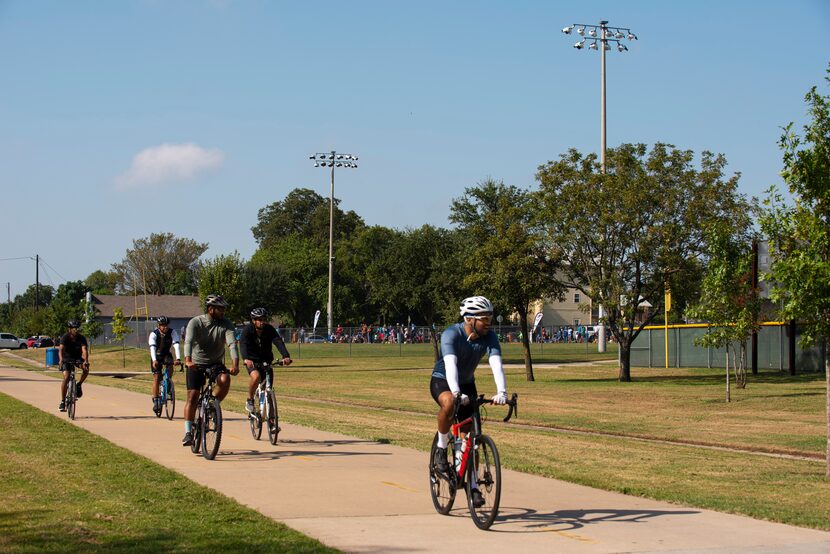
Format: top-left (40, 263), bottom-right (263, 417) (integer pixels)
top-left (453, 392), bottom-right (519, 422)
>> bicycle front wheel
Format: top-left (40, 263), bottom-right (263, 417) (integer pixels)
top-left (249, 395), bottom-right (262, 440)
top-left (66, 375), bottom-right (76, 421)
top-left (428, 434), bottom-right (456, 514)
top-left (201, 398), bottom-right (223, 460)
top-left (164, 378), bottom-right (175, 420)
top-left (466, 434), bottom-right (501, 530)
top-left (266, 390), bottom-right (279, 445)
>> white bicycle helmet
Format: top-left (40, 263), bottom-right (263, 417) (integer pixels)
top-left (459, 296), bottom-right (494, 317)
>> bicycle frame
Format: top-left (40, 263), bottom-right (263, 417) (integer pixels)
top-left (450, 394), bottom-right (518, 479)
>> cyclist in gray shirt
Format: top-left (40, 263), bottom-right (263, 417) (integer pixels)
top-left (181, 294), bottom-right (239, 447)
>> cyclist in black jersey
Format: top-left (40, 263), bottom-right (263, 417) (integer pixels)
top-left (239, 307), bottom-right (292, 413)
top-left (58, 320), bottom-right (90, 411)
top-left (148, 316), bottom-right (181, 416)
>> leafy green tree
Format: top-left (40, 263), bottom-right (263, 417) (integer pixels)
top-left (537, 143), bottom-right (748, 381)
top-left (80, 298), bottom-right (103, 341)
top-left (84, 269), bottom-right (119, 295)
top-left (687, 223), bottom-right (760, 400)
top-left (198, 252), bottom-right (247, 323)
top-left (244, 257), bottom-right (291, 321)
top-left (252, 187), bottom-right (365, 249)
top-left (53, 281), bottom-right (89, 308)
top-left (111, 233), bottom-right (208, 295)
top-left (451, 179), bottom-right (564, 381)
top-left (250, 237), bottom-right (328, 327)
top-left (111, 306), bottom-right (132, 367)
top-left (13, 284), bottom-right (54, 312)
top-left (758, 69), bottom-right (830, 476)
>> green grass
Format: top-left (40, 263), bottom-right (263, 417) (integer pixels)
top-left (6, 346), bottom-right (830, 531)
top-left (0, 392), bottom-right (338, 554)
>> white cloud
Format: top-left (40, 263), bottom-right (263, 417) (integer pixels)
top-left (114, 143), bottom-right (224, 189)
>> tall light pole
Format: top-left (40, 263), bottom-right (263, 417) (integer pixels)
top-left (563, 20), bottom-right (637, 352)
top-left (309, 151), bottom-right (358, 338)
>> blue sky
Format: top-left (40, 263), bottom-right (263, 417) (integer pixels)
top-left (2, 0), bottom-right (828, 299)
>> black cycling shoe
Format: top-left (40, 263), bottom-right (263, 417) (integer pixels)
top-left (75, 383), bottom-right (83, 398)
top-left (434, 447), bottom-right (450, 474)
top-left (182, 431), bottom-right (193, 446)
top-left (59, 401), bottom-right (66, 412)
top-left (471, 488), bottom-right (485, 508)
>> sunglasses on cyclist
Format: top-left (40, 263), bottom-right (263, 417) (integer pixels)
top-left (470, 314), bottom-right (493, 324)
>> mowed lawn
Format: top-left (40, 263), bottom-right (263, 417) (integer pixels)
top-left (6, 344), bottom-right (830, 531)
top-left (0, 391), bottom-right (336, 554)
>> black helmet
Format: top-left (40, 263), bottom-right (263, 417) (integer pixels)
top-left (205, 294), bottom-right (229, 308)
top-left (250, 307), bottom-right (268, 320)
top-left (67, 319), bottom-right (81, 329)
top-left (157, 316), bottom-right (170, 325)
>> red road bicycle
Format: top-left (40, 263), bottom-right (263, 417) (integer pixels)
top-left (429, 392), bottom-right (518, 530)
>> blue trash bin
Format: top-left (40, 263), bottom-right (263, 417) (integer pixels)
top-left (45, 348), bottom-right (59, 367)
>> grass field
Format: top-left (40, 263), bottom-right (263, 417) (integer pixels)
top-left (6, 345), bottom-right (830, 531)
top-left (0, 392), bottom-right (336, 554)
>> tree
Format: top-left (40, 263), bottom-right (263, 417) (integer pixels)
top-left (758, 69), bottom-right (830, 477)
top-left (80, 298), bottom-right (103, 342)
top-left (252, 188), bottom-right (365, 249)
top-left (198, 252), bottom-right (247, 323)
top-left (250, 236), bottom-right (328, 327)
top-left (111, 306), bottom-right (132, 367)
top-left (111, 233), bottom-right (207, 295)
top-left (84, 270), bottom-right (119, 295)
top-left (537, 143), bottom-right (748, 381)
top-left (13, 284), bottom-right (54, 312)
top-left (244, 257), bottom-right (291, 320)
top-left (687, 223), bottom-right (760, 401)
top-left (451, 179), bottom-right (564, 381)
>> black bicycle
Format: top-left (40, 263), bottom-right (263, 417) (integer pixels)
top-left (190, 364), bottom-right (225, 460)
top-left (63, 360), bottom-right (85, 421)
top-left (156, 358), bottom-right (179, 420)
top-left (429, 392), bottom-right (518, 530)
top-left (248, 360), bottom-right (282, 444)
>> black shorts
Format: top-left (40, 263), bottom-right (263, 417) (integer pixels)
top-left (186, 364), bottom-right (228, 391)
top-left (150, 355), bottom-right (174, 374)
top-left (430, 376), bottom-right (477, 422)
top-left (61, 360), bottom-right (85, 374)
top-left (246, 362), bottom-right (274, 380)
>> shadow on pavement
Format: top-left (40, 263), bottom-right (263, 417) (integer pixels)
top-left (490, 507), bottom-right (701, 532)
top-left (217, 447), bottom-right (392, 462)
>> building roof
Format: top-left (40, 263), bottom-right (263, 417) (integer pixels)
top-left (91, 294), bottom-right (202, 319)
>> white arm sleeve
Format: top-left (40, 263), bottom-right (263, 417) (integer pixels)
top-left (443, 354), bottom-right (460, 394)
top-left (149, 332), bottom-right (158, 362)
top-left (172, 329), bottom-right (181, 359)
top-left (489, 354), bottom-right (507, 393)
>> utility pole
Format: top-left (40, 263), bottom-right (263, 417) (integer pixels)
top-left (35, 254), bottom-right (39, 311)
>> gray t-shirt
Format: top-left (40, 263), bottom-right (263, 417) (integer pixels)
top-left (184, 314), bottom-right (238, 365)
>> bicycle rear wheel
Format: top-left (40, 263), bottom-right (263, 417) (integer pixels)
top-left (428, 434), bottom-right (456, 514)
top-left (191, 410), bottom-right (202, 454)
top-left (266, 390), bottom-right (279, 445)
top-left (249, 393), bottom-right (262, 440)
top-left (66, 374), bottom-right (76, 421)
top-left (201, 398), bottom-right (223, 460)
top-left (466, 434), bottom-right (501, 530)
top-left (164, 377), bottom-right (175, 420)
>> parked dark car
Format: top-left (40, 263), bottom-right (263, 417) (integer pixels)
top-left (34, 337), bottom-right (54, 348)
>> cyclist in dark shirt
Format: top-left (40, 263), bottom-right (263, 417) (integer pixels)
top-left (239, 307), bottom-right (292, 413)
top-left (58, 319), bottom-right (90, 411)
top-left (148, 316), bottom-right (181, 416)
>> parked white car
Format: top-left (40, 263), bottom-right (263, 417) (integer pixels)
top-left (0, 333), bottom-right (28, 349)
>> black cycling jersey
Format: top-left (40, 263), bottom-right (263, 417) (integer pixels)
top-left (59, 332), bottom-right (88, 360)
top-left (239, 323), bottom-right (290, 364)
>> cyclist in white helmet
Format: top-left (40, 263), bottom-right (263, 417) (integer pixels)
top-left (430, 295), bottom-right (508, 507)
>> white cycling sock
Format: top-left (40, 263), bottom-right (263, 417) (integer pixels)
top-left (437, 432), bottom-right (450, 449)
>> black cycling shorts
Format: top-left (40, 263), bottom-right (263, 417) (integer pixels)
top-left (186, 364), bottom-right (228, 391)
top-left (246, 362), bottom-right (275, 380)
top-left (150, 355), bottom-right (174, 374)
top-left (430, 376), bottom-right (477, 422)
top-left (61, 360), bottom-right (86, 374)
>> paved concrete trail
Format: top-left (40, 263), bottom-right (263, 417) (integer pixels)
top-left (2, 358), bottom-right (829, 553)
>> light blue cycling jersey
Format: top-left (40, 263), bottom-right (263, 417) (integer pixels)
top-left (431, 323), bottom-right (501, 385)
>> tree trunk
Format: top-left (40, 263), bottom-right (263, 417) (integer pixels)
top-left (725, 350), bottom-right (731, 403)
top-left (618, 339), bottom-right (632, 382)
top-left (825, 335), bottom-right (829, 478)
top-left (518, 309), bottom-right (534, 381)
